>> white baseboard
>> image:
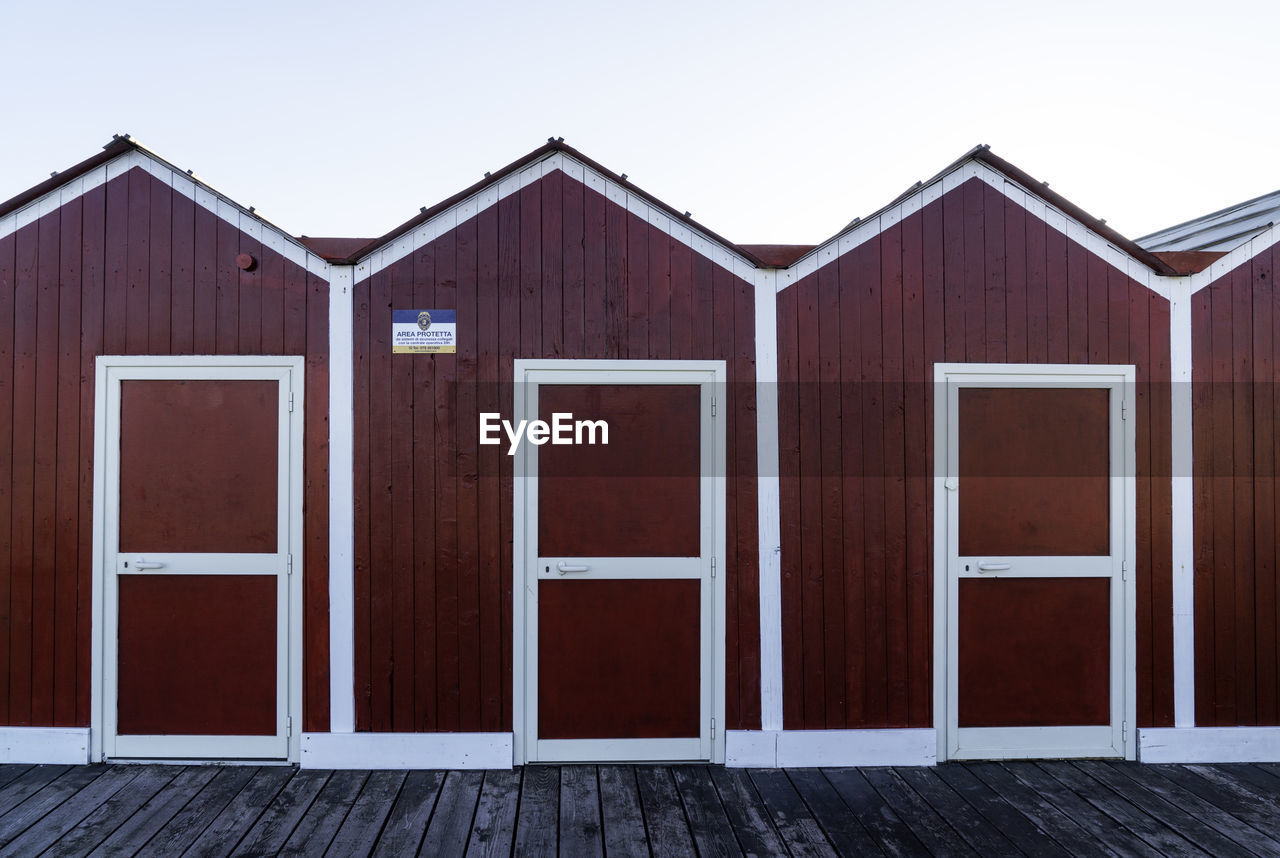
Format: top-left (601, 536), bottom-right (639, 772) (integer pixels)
top-left (726, 729), bottom-right (936, 767)
top-left (300, 732), bottom-right (513, 769)
top-left (0, 727), bottom-right (91, 764)
top-left (1139, 727), bottom-right (1280, 763)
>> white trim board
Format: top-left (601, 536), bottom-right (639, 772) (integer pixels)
top-left (0, 728), bottom-right (91, 765)
top-left (0, 148), bottom-right (331, 279)
top-left (352, 152), bottom-right (758, 286)
top-left (1139, 728), bottom-right (1280, 763)
top-left (300, 732), bottom-right (513, 770)
top-left (328, 265), bottom-right (357, 734)
top-left (776, 160), bottom-right (1170, 302)
top-left (753, 269), bottom-right (784, 732)
top-left (725, 730), bottom-right (936, 768)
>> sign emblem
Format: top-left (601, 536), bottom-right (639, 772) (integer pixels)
top-left (417, 311), bottom-right (431, 331)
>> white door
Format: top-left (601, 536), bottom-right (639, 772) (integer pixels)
top-left (96, 357), bottom-right (303, 762)
top-left (514, 360), bottom-right (726, 764)
top-left (935, 364), bottom-right (1136, 761)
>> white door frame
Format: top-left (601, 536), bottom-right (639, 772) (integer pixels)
top-left (90, 355), bottom-right (305, 763)
top-left (932, 362), bottom-right (1137, 762)
top-left (512, 359), bottom-right (727, 765)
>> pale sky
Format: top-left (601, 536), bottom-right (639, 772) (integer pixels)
top-left (2, 0), bottom-right (1277, 247)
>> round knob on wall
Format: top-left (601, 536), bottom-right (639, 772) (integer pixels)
top-left (236, 253), bottom-right (257, 271)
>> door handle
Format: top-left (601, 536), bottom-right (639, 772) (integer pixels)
top-left (556, 562), bottom-right (590, 575)
top-left (977, 561), bottom-right (1011, 572)
top-left (131, 561), bottom-right (166, 570)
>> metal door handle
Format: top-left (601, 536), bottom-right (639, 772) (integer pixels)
top-left (132, 561), bottom-right (166, 570)
top-left (556, 562), bottom-right (590, 575)
top-left (977, 561), bottom-right (1011, 572)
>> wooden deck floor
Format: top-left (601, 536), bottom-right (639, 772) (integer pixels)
top-left (2, 761), bottom-right (1280, 856)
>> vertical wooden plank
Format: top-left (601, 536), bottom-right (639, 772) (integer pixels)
top-left (777, 287), bottom-right (804, 729)
top-left (76, 184), bottom-right (106, 725)
top-left (103, 173), bottom-right (129, 356)
top-left (9, 216), bottom-right (36, 724)
top-left (1211, 279), bottom-right (1237, 725)
top-left (148, 178), bottom-right (171, 354)
top-left (1232, 261), bottom-right (1257, 724)
top-left (795, 276), bottom-right (825, 727)
top-left (982, 183), bottom-right (1007, 362)
top-left (669, 240), bottom-right (693, 361)
top-left (1066, 238), bottom-right (1089, 364)
top-left (32, 210), bottom-right (60, 725)
top-left (626, 210), bottom-right (648, 359)
top-left (169, 190), bottom-right (195, 354)
top-left (259, 239), bottom-right (285, 356)
top-left (1044, 219), bottom-right (1069, 364)
top-left (1088, 254), bottom-right (1109, 364)
top-left (496, 188), bottom-right (520, 730)
top-left (125, 168), bottom-right (150, 353)
top-left (54, 196), bottom-right (82, 726)
top-left (881, 218), bottom-right (909, 727)
top-left (920, 196), bottom-right (946, 728)
top-left (456, 215), bottom-right (482, 731)
top-left (215, 215), bottom-right (239, 355)
top-left (942, 183), bottom-right (966, 363)
top-left (435, 228), bottom-right (461, 732)
top-left (540, 169), bottom-right (563, 358)
top-left (367, 268), bottom-right (394, 731)
top-left (1253, 252), bottom-right (1276, 725)
top-left (839, 244), bottom-right (868, 726)
top-left (858, 234), bottom-right (888, 726)
top-left (388, 256), bottom-right (415, 731)
top-left (962, 179), bottom-right (986, 362)
top-left (562, 172), bottom-right (586, 358)
top-left (1004, 195), bottom-right (1028, 363)
top-left (237, 223), bottom-right (261, 356)
top-left (1108, 266), bottom-right (1129, 366)
top-left (0, 231), bottom-right (14, 724)
top-left (352, 275), bottom-right (372, 730)
top-left (1192, 288), bottom-right (1216, 725)
top-left (519, 182), bottom-right (541, 358)
top-left (815, 255), bottom-right (845, 730)
top-left (582, 185), bottom-right (607, 357)
top-left (712, 262), bottom-right (742, 728)
top-left (412, 240), bottom-right (438, 732)
top-left (192, 204), bottom-right (218, 354)
top-left (1024, 200), bottom-right (1048, 363)
top-left (901, 208), bottom-right (930, 727)
top-left (649, 231), bottom-right (672, 358)
top-left (734, 274), bottom-right (761, 729)
top-left (476, 203), bottom-right (502, 730)
top-left (304, 270), bottom-right (330, 732)
top-left (604, 191), bottom-right (627, 358)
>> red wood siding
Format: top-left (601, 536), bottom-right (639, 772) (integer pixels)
top-left (778, 177), bottom-right (1174, 729)
top-left (1193, 249), bottom-right (1280, 726)
top-left (0, 166), bottom-right (331, 731)
top-left (352, 172), bottom-right (762, 732)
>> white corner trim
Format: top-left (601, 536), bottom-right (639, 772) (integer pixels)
top-left (754, 270), bottom-right (784, 733)
top-left (1139, 728), bottom-right (1280, 763)
top-left (328, 265), bottom-right (356, 734)
top-left (0, 149), bottom-right (331, 278)
top-left (725, 730), bottom-right (779, 767)
top-left (1169, 279), bottom-right (1196, 728)
top-left (300, 732), bottom-right (513, 770)
top-left (355, 152), bottom-right (757, 285)
top-left (0, 727), bottom-right (91, 764)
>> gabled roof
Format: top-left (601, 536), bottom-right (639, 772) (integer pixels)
top-left (345, 138), bottom-right (767, 269)
top-left (1137, 188), bottom-right (1280, 253)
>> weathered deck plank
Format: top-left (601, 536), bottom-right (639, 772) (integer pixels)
top-left (0, 760), bottom-right (1273, 857)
